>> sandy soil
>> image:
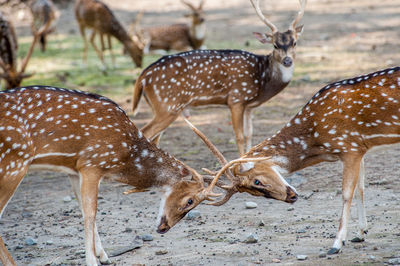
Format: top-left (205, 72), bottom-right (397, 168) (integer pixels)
top-left (1, 0), bottom-right (400, 265)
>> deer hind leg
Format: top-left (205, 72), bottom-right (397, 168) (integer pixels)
top-left (69, 175), bottom-right (111, 265)
top-left (106, 35), bottom-right (115, 68)
top-left (78, 24), bottom-right (89, 65)
top-left (328, 154), bottom-right (363, 255)
top-left (0, 160), bottom-right (30, 266)
top-left (141, 112), bottom-right (179, 145)
top-left (243, 108), bottom-right (253, 153)
top-left (351, 158), bottom-right (367, 243)
top-left (229, 104), bottom-right (246, 156)
top-left (78, 170), bottom-right (104, 266)
top-left (89, 30), bottom-right (105, 68)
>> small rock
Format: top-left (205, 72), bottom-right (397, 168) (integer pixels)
top-left (244, 233), bottom-right (258, 244)
top-left (25, 237), bottom-right (37, 246)
top-left (15, 245), bottom-right (23, 250)
top-left (318, 251), bottom-right (327, 258)
top-left (123, 228), bottom-right (133, 233)
top-left (245, 202), bottom-right (258, 209)
top-left (46, 240), bottom-right (54, 245)
top-left (141, 234), bottom-right (153, 241)
top-left (63, 196), bottom-right (72, 202)
top-left (287, 207), bottom-right (295, 211)
top-left (186, 210), bottom-right (201, 220)
top-left (155, 249), bottom-right (168, 255)
top-left (296, 254), bottom-right (308, 261)
top-left (272, 258), bottom-right (281, 263)
top-left (388, 258), bottom-right (400, 265)
top-left (258, 220), bottom-right (265, 227)
top-left (297, 229), bottom-right (306, 234)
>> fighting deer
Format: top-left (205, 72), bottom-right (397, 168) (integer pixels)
top-left (132, 0), bottom-right (206, 54)
top-left (0, 12), bottom-right (47, 90)
top-left (0, 86), bottom-right (296, 265)
top-left (205, 66), bottom-right (400, 254)
top-left (132, 0), bottom-right (306, 155)
top-left (29, 0), bottom-right (59, 52)
top-left (74, 0), bottom-right (143, 68)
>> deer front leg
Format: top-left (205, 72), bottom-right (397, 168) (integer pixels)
top-left (243, 108), bottom-right (253, 153)
top-left (78, 24), bottom-right (88, 65)
top-left (229, 104), bottom-right (245, 156)
top-left (351, 158), bottom-right (368, 243)
top-left (328, 154), bottom-right (363, 255)
top-left (69, 175), bottom-right (111, 265)
top-left (89, 30), bottom-right (105, 68)
top-left (79, 171), bottom-right (103, 266)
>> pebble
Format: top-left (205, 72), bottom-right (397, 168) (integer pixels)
top-left (272, 258), bottom-right (281, 263)
top-left (388, 258), bottom-right (400, 265)
top-left (25, 237), bottom-right (37, 246)
top-left (258, 220), bottom-right (265, 227)
top-left (245, 202), bottom-right (258, 209)
top-left (296, 254), bottom-right (308, 260)
top-left (244, 233), bottom-right (258, 244)
top-left (318, 251), bottom-right (327, 258)
top-left (46, 240), bottom-right (54, 245)
top-left (186, 210), bottom-right (201, 220)
top-left (141, 234), bottom-right (153, 241)
top-left (63, 196), bottom-right (72, 203)
top-left (155, 250), bottom-right (168, 255)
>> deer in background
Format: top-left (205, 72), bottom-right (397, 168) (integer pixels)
top-left (132, 0), bottom-right (206, 54)
top-left (207, 66), bottom-right (400, 254)
top-left (0, 12), bottom-right (48, 90)
top-left (0, 86), bottom-right (296, 265)
top-left (74, 0), bottom-right (143, 68)
top-left (132, 0), bottom-right (306, 155)
top-left (28, 0), bottom-right (59, 52)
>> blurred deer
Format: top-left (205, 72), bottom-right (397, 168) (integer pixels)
top-left (132, 0), bottom-right (306, 155)
top-left (132, 0), bottom-right (206, 54)
top-left (74, 0), bottom-right (143, 68)
top-left (0, 12), bottom-right (47, 90)
top-left (28, 0), bottom-right (59, 52)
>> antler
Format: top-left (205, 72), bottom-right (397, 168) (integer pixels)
top-left (181, 0), bottom-right (197, 11)
top-left (249, 0), bottom-right (278, 33)
top-left (290, 0), bottom-right (307, 30)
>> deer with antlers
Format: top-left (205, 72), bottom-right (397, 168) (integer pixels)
top-left (132, 0), bottom-right (206, 54)
top-left (0, 12), bottom-right (48, 90)
top-left (132, 0), bottom-right (306, 155)
top-left (74, 0), bottom-right (143, 68)
top-left (196, 66), bottom-right (400, 254)
top-left (0, 86), bottom-right (297, 265)
top-left (28, 0), bottom-right (59, 52)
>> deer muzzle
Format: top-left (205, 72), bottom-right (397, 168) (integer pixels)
top-left (285, 186), bottom-right (298, 203)
top-left (282, 56), bottom-right (293, 67)
top-left (156, 215), bottom-right (170, 234)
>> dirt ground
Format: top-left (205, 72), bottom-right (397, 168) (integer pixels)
top-left (1, 0), bottom-right (400, 265)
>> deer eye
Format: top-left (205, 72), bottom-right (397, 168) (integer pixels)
top-left (294, 41), bottom-right (297, 46)
top-left (273, 44), bottom-right (278, 49)
top-left (187, 199), bottom-right (193, 206)
top-left (254, 179), bottom-right (261, 185)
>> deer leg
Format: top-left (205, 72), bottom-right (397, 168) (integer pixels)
top-left (107, 35), bottom-right (115, 68)
top-left (69, 175), bottom-right (111, 265)
top-left (141, 113), bottom-right (179, 144)
top-left (78, 24), bottom-right (88, 65)
top-left (243, 108), bottom-right (253, 153)
top-left (351, 158), bottom-right (367, 243)
top-left (79, 170), bottom-right (103, 266)
top-left (328, 154), bottom-right (363, 255)
top-left (89, 30), bottom-right (106, 68)
top-left (229, 104), bottom-right (246, 156)
top-left (0, 161), bottom-right (29, 266)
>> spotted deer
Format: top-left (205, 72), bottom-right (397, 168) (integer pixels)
top-left (0, 12), bottom-right (47, 90)
top-left (207, 66), bottom-right (400, 254)
top-left (0, 86), bottom-right (296, 265)
top-left (29, 0), bottom-right (59, 52)
top-left (74, 0), bottom-right (143, 68)
top-left (132, 0), bottom-right (306, 155)
top-left (133, 0), bottom-right (206, 54)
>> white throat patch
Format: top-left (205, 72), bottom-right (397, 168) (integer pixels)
top-left (279, 63), bottom-right (294, 83)
top-left (193, 22), bottom-right (206, 40)
top-left (156, 186), bottom-right (172, 226)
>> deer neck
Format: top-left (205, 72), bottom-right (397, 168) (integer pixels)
top-left (189, 21), bottom-right (206, 49)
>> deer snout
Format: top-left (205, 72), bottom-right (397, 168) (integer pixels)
top-left (285, 186), bottom-right (298, 203)
top-left (282, 56), bottom-right (293, 67)
top-left (156, 215), bottom-right (170, 234)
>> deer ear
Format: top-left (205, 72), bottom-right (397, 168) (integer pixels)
top-left (253, 32), bottom-right (273, 44)
top-left (295, 25), bottom-right (304, 37)
top-left (239, 162), bottom-right (254, 173)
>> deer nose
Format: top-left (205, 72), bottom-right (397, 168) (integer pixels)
top-left (285, 186), bottom-right (298, 203)
top-left (156, 216), bottom-right (170, 234)
top-left (282, 56), bottom-right (293, 67)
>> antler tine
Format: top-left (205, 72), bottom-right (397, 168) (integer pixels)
top-left (198, 0), bottom-right (205, 10)
top-left (290, 0), bottom-right (307, 30)
top-left (207, 189), bottom-right (236, 206)
top-left (249, 0), bottom-right (278, 33)
top-left (181, 0), bottom-right (196, 11)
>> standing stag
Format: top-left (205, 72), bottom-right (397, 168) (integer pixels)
top-left (132, 0), bottom-right (306, 155)
top-left (29, 0), bottom-right (59, 52)
top-left (133, 0), bottom-right (206, 53)
top-left (0, 12), bottom-right (47, 90)
top-left (74, 0), bottom-right (143, 68)
top-left (202, 66), bottom-right (400, 254)
top-left (0, 86), bottom-right (295, 265)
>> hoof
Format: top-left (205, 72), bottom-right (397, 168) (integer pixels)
top-left (351, 237), bottom-right (365, 243)
top-left (327, 248), bottom-right (340, 255)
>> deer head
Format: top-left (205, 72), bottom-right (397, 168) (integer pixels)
top-left (181, 0), bottom-right (206, 40)
top-left (251, 0), bottom-right (306, 68)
